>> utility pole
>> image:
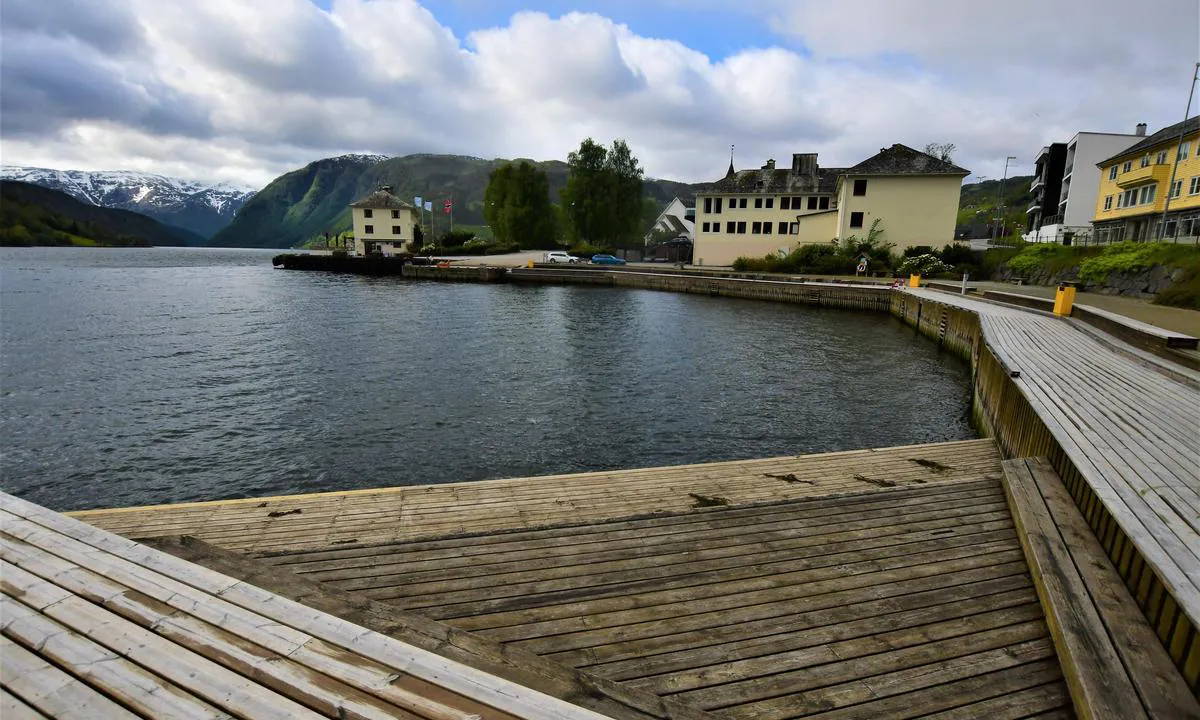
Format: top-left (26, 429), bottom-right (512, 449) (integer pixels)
top-left (992, 157), bottom-right (1017, 244)
top-left (1159, 61), bottom-right (1199, 240)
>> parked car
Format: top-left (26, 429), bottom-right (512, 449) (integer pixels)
top-left (544, 251), bottom-right (582, 264)
top-left (590, 254), bottom-right (627, 265)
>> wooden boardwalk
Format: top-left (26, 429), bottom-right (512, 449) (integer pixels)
top-left (0, 491), bottom-right (609, 720)
top-left (70, 439), bottom-right (1002, 553)
top-left (258, 477), bottom-right (1077, 718)
top-left (906, 288), bottom-right (1200, 667)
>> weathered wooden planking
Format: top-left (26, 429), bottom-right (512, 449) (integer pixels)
top-left (906, 287), bottom-right (1200, 678)
top-left (0, 637), bottom-right (142, 720)
top-left (0, 491), bottom-right (614, 720)
top-left (68, 439), bottom-right (1002, 551)
top-left (275, 478), bottom-right (1071, 718)
top-left (1003, 457), bottom-right (1199, 719)
top-left (0, 688), bottom-right (47, 720)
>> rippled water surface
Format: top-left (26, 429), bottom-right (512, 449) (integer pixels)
top-left (1, 247), bottom-right (975, 511)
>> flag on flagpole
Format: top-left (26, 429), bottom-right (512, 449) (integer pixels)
top-left (413, 196), bottom-right (422, 207)
top-left (424, 201), bottom-right (432, 212)
top-left (443, 199), bottom-right (452, 215)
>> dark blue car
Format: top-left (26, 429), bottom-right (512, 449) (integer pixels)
top-left (590, 254), bottom-right (627, 265)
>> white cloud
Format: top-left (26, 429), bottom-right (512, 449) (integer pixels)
top-left (1, 0), bottom-right (1196, 188)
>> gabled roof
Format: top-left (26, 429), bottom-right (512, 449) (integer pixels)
top-left (349, 187), bottom-right (416, 210)
top-left (1098, 115), bottom-right (1200, 166)
top-left (845, 144), bottom-right (969, 176)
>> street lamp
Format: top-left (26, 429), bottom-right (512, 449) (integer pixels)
top-left (993, 157), bottom-right (1017, 243)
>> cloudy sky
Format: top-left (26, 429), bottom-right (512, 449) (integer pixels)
top-left (2, 0), bottom-right (1198, 189)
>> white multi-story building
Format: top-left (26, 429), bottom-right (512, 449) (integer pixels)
top-left (1024, 127), bottom-right (1143, 244)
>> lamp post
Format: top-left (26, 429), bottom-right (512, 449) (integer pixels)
top-left (992, 157), bottom-right (1017, 244)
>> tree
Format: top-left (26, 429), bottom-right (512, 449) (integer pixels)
top-left (483, 161), bottom-right (557, 249)
top-left (924, 143), bottom-right (956, 163)
top-left (560, 138), bottom-right (645, 248)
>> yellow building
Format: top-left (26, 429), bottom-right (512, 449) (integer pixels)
top-left (692, 145), bottom-right (968, 266)
top-left (349, 185), bottom-right (420, 256)
top-left (1092, 115), bottom-right (1200, 243)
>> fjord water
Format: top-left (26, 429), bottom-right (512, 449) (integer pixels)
top-left (0, 247), bottom-right (974, 512)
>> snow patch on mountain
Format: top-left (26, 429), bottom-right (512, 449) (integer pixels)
top-left (1, 166), bottom-right (258, 240)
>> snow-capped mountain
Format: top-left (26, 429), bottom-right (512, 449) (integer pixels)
top-left (0, 166), bottom-right (258, 241)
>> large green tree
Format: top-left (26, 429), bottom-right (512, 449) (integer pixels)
top-left (483, 161), bottom-right (557, 249)
top-left (560, 138), bottom-right (644, 248)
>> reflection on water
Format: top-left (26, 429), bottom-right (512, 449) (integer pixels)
top-left (0, 247), bottom-right (974, 511)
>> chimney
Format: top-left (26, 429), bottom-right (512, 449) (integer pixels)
top-left (763, 159), bottom-right (776, 171)
top-left (1135, 123), bottom-right (1147, 137)
top-left (791, 153), bottom-right (817, 177)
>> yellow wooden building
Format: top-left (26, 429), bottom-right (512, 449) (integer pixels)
top-left (1092, 116), bottom-right (1200, 243)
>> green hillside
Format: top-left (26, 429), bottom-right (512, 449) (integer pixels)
top-left (0, 181), bottom-right (203, 247)
top-left (209, 153), bottom-right (708, 249)
top-left (957, 175), bottom-right (1035, 238)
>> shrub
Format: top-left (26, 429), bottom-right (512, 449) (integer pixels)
top-left (903, 245), bottom-right (938, 258)
top-left (897, 254), bottom-right (954, 277)
top-left (1005, 243), bottom-right (1077, 277)
top-left (569, 243), bottom-right (614, 257)
top-left (440, 229), bottom-right (476, 247)
top-left (1079, 241), bottom-right (1169, 284)
top-left (484, 242), bottom-right (521, 255)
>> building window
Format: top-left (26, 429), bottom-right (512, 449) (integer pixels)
top-left (1190, 176), bottom-right (1200, 195)
top-left (778, 221), bottom-right (788, 234)
top-left (819, 196), bottom-right (830, 210)
top-left (737, 221), bottom-right (747, 234)
top-left (1180, 142), bottom-right (1191, 160)
top-left (1103, 195), bottom-right (1112, 211)
top-left (391, 225), bottom-right (401, 234)
top-left (364, 209), bottom-right (373, 218)
top-left (763, 222), bottom-right (772, 234)
top-left (789, 223), bottom-right (799, 235)
top-left (364, 225), bottom-right (374, 234)
top-left (740, 198), bottom-right (748, 209)
top-left (730, 198), bottom-right (737, 208)
top-left (781, 197), bottom-right (791, 210)
top-left (792, 196), bottom-right (803, 207)
top-left (726, 221), bottom-right (735, 233)
top-left (751, 221), bottom-right (762, 234)
top-left (807, 197), bottom-right (818, 210)
top-left (1170, 180), bottom-right (1182, 198)
top-left (754, 198), bottom-right (763, 209)
top-left (701, 222), bottom-right (708, 232)
top-left (704, 197), bottom-right (712, 214)
top-left (765, 198), bottom-right (774, 209)
top-left (1108, 166), bottom-right (1118, 180)
top-left (1140, 154), bottom-right (1151, 168)
top-left (715, 198), bottom-right (722, 214)
top-left (1157, 150), bottom-right (1168, 165)
top-left (1122, 161), bottom-right (1132, 173)
top-left (853, 179), bottom-right (868, 196)
top-left (392, 210), bottom-right (400, 219)
top-left (849, 212), bottom-right (864, 228)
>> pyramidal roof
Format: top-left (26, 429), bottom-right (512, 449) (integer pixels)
top-left (846, 144), bottom-right (970, 176)
top-left (349, 186), bottom-right (416, 210)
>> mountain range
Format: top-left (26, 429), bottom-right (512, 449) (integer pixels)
top-left (209, 153), bottom-right (706, 249)
top-left (1, 181), bottom-right (205, 247)
top-left (0, 166), bottom-right (256, 241)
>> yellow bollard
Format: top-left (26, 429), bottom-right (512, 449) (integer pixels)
top-left (1053, 284), bottom-right (1076, 316)
top-left (908, 274), bottom-right (921, 288)
top-left (527, 259), bottom-right (535, 268)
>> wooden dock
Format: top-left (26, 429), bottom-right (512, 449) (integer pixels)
top-left (0, 491), bottom-right (612, 719)
top-left (70, 439), bottom-right (1002, 552)
top-left (901, 287), bottom-right (1200, 685)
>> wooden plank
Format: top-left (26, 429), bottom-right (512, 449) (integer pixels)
top-left (1025, 458), bottom-right (1200, 719)
top-left (0, 551), bottom-right (483, 720)
top-left (2, 593), bottom-right (234, 720)
top-left (0, 492), bottom-right (613, 720)
top-left (1002, 457), bottom-right (1148, 720)
top-left (0, 688), bottom-right (47, 720)
top-left (0, 637), bottom-right (141, 720)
